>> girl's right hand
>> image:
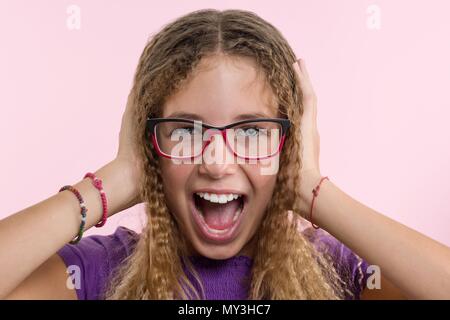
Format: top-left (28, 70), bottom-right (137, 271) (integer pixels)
top-left (115, 86), bottom-right (143, 206)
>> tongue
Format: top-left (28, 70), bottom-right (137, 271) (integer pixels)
top-left (198, 197), bottom-right (240, 230)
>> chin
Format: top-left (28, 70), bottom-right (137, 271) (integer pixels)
top-left (189, 235), bottom-right (246, 260)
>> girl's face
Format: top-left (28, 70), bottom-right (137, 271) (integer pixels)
top-left (159, 55), bottom-right (281, 260)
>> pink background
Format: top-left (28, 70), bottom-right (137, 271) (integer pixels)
top-left (1, 1), bottom-right (449, 245)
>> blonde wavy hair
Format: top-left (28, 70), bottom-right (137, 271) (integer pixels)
top-left (105, 9), bottom-right (351, 300)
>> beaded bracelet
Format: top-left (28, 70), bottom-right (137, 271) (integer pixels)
top-left (59, 185), bottom-right (87, 244)
top-left (83, 172), bottom-right (108, 227)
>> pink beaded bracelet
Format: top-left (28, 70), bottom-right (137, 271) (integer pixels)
top-left (83, 172), bottom-right (108, 227)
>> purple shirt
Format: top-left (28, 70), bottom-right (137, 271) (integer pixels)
top-left (57, 226), bottom-right (369, 300)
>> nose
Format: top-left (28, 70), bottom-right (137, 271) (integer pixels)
top-left (198, 129), bottom-right (236, 179)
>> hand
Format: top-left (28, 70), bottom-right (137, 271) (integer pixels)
top-left (292, 59), bottom-right (323, 214)
top-left (114, 86), bottom-right (143, 206)
top-left (293, 58), bottom-right (321, 177)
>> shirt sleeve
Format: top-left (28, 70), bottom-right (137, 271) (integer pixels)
top-left (56, 226), bottom-right (138, 300)
top-left (329, 237), bottom-right (370, 299)
top-left (304, 228), bottom-right (370, 299)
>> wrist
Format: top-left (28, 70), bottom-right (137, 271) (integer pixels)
top-left (95, 159), bottom-right (141, 215)
top-left (298, 169), bottom-right (323, 217)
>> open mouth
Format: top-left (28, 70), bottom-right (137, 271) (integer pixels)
top-left (190, 191), bottom-right (246, 243)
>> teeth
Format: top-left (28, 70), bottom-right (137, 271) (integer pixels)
top-left (196, 192), bottom-right (242, 204)
top-left (206, 226), bottom-right (229, 234)
top-left (210, 194), bottom-right (219, 203)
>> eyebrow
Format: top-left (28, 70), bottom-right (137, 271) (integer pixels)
top-left (165, 112), bottom-right (204, 121)
top-left (165, 111), bottom-right (275, 122)
top-left (233, 112), bottom-right (274, 121)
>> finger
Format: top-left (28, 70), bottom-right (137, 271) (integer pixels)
top-left (297, 59), bottom-right (318, 120)
top-left (299, 59), bottom-right (312, 83)
top-left (305, 62), bottom-right (317, 121)
top-left (293, 60), bottom-right (314, 120)
top-left (293, 59), bottom-right (309, 85)
top-left (293, 59), bottom-right (312, 108)
top-left (295, 59), bottom-right (316, 99)
top-left (300, 60), bottom-right (316, 98)
top-left (293, 59), bottom-right (307, 90)
top-left (294, 58), bottom-right (309, 81)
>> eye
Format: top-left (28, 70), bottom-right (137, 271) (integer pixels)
top-left (171, 126), bottom-right (202, 136)
top-left (235, 126), bottom-right (266, 137)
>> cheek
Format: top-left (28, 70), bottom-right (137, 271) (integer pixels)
top-left (160, 158), bottom-right (194, 184)
top-left (246, 165), bottom-right (278, 196)
top-left (244, 165), bottom-right (278, 217)
top-left (159, 160), bottom-right (194, 212)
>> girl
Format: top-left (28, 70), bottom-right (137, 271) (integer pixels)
top-left (1, 9), bottom-right (449, 300)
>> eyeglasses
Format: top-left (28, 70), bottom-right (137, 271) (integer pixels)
top-left (146, 117), bottom-right (291, 161)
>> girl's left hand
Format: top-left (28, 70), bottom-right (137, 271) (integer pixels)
top-left (293, 58), bottom-right (321, 178)
top-left (292, 59), bottom-right (323, 215)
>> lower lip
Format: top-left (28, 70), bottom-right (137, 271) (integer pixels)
top-left (189, 195), bottom-right (245, 244)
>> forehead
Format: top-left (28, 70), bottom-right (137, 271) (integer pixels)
top-left (162, 55), bottom-right (279, 125)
